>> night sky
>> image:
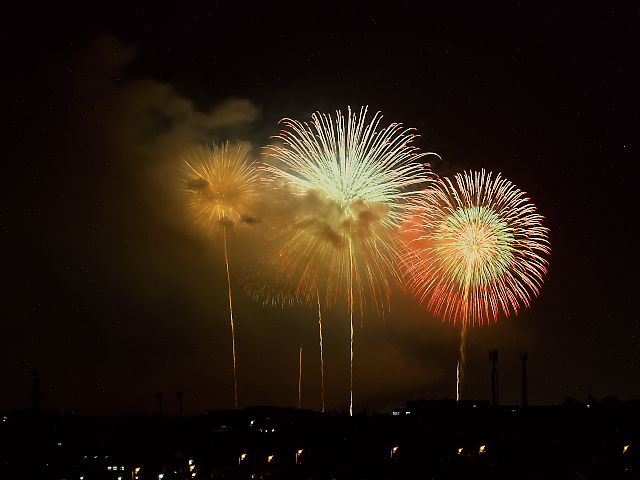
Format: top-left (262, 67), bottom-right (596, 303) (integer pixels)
top-left (3, 4), bottom-right (638, 416)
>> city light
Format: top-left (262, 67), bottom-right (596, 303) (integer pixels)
top-left (267, 455), bottom-right (274, 463)
top-left (296, 449), bottom-right (304, 464)
top-left (479, 445), bottom-right (487, 454)
top-left (391, 446), bottom-right (399, 459)
top-left (623, 444), bottom-right (630, 454)
top-left (238, 453), bottom-right (247, 465)
top-left (457, 448), bottom-right (464, 455)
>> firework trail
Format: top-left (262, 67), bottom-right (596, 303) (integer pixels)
top-left (317, 291), bottom-right (325, 413)
top-left (402, 170), bottom-right (550, 398)
top-left (348, 233), bottom-right (355, 416)
top-left (457, 324), bottom-right (466, 401)
top-left (264, 106), bottom-right (434, 415)
top-left (456, 361), bottom-right (460, 401)
top-left (298, 346), bottom-right (303, 409)
top-left (222, 226), bottom-right (238, 408)
top-left (182, 143), bottom-right (261, 409)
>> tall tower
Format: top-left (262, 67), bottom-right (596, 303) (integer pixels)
top-left (176, 391), bottom-right (183, 417)
top-left (155, 393), bottom-right (163, 415)
top-left (489, 350), bottom-right (499, 406)
top-left (31, 370), bottom-right (41, 413)
top-left (520, 352), bottom-right (528, 407)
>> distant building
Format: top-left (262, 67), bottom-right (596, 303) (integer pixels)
top-left (393, 399), bottom-right (489, 416)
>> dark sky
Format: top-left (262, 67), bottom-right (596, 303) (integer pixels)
top-left (2, 3), bottom-right (638, 415)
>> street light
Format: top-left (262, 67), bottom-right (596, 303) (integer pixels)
top-left (390, 446), bottom-right (399, 459)
top-left (267, 455), bottom-right (274, 464)
top-left (239, 453), bottom-right (247, 465)
top-left (623, 444), bottom-right (630, 454)
top-left (295, 449), bottom-right (304, 464)
top-left (132, 466), bottom-right (141, 480)
top-left (457, 447), bottom-right (464, 455)
top-left (479, 445), bottom-right (486, 454)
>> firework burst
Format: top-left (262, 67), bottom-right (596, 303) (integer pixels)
top-left (264, 106), bottom-right (434, 415)
top-left (263, 106), bottom-right (434, 311)
top-left (182, 143), bottom-right (260, 228)
top-left (182, 142), bottom-right (261, 409)
top-left (402, 170), bottom-right (550, 399)
top-left (402, 169), bottom-right (550, 326)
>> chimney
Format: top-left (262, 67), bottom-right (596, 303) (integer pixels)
top-left (520, 352), bottom-right (528, 407)
top-left (176, 391), bottom-right (183, 417)
top-left (489, 350), bottom-right (499, 406)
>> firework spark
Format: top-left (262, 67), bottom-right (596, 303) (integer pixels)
top-left (182, 143), bottom-right (261, 408)
top-left (242, 264), bottom-right (310, 308)
top-left (264, 106), bottom-right (434, 415)
top-left (402, 169), bottom-right (550, 397)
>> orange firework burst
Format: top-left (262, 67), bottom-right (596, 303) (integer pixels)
top-left (182, 143), bottom-right (260, 227)
top-left (181, 142), bottom-right (261, 409)
top-left (402, 169), bottom-right (550, 326)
